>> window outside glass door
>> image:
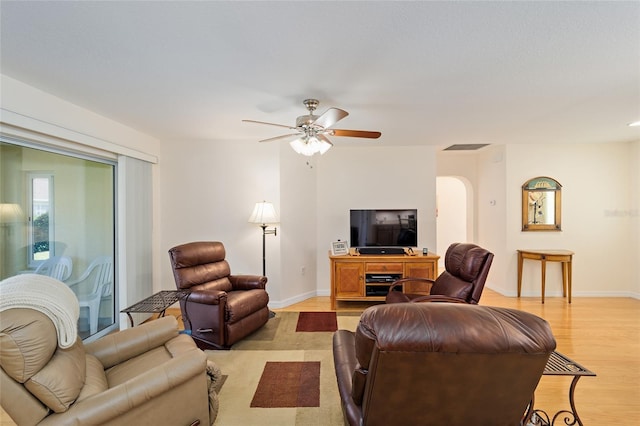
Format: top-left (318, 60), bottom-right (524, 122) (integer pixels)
top-left (0, 141), bottom-right (116, 339)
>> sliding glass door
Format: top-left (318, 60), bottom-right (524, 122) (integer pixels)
top-left (0, 140), bottom-right (116, 339)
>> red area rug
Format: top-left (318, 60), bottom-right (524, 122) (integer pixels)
top-left (295, 311), bottom-right (338, 332)
top-left (250, 361), bottom-right (320, 408)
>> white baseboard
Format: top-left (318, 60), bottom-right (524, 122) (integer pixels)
top-left (268, 289), bottom-right (319, 309)
top-left (487, 285), bottom-right (640, 300)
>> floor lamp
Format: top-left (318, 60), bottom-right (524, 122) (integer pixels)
top-left (248, 201), bottom-right (279, 277)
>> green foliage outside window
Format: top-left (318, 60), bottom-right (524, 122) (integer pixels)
top-left (33, 212), bottom-right (49, 253)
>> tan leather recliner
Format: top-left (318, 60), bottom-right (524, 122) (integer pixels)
top-left (1, 309), bottom-right (213, 426)
top-left (333, 303), bottom-right (556, 426)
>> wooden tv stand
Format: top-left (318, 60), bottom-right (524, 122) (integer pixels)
top-left (329, 249), bottom-right (439, 309)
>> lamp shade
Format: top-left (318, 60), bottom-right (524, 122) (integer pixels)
top-left (248, 201), bottom-right (279, 225)
top-left (0, 203), bottom-right (25, 224)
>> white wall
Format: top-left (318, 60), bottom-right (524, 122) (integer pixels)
top-left (631, 141), bottom-right (640, 293)
top-left (502, 142), bottom-right (638, 297)
top-left (476, 145), bottom-right (508, 292)
top-left (316, 145), bottom-right (437, 294)
top-left (278, 148), bottom-right (319, 306)
top-left (436, 151), bottom-right (478, 242)
top-left (436, 176), bottom-right (467, 267)
top-left (437, 142), bottom-right (639, 299)
top-left (157, 138), bottom-right (282, 299)
top-left (0, 75), bottom-right (159, 161)
top-left (157, 142), bottom-right (438, 306)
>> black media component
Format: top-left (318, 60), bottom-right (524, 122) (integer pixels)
top-left (358, 247), bottom-right (406, 255)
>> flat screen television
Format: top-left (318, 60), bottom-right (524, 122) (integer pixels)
top-left (350, 209), bottom-right (417, 247)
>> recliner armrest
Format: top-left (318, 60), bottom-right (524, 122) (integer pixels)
top-left (333, 330), bottom-right (364, 426)
top-left (187, 289), bottom-right (227, 304)
top-left (230, 274), bottom-right (267, 290)
top-left (85, 316), bottom-right (179, 368)
top-left (387, 277), bottom-right (435, 293)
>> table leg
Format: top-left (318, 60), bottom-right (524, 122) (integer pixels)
top-left (568, 257), bottom-right (572, 303)
top-left (541, 258), bottom-right (546, 304)
top-left (561, 262), bottom-right (568, 298)
top-left (567, 376), bottom-right (584, 426)
top-left (517, 252), bottom-right (523, 297)
top-left (533, 376), bottom-right (585, 426)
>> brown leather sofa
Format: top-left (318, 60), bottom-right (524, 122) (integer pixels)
top-left (333, 303), bottom-right (556, 426)
top-left (168, 241), bottom-right (270, 349)
top-left (386, 242), bottom-right (494, 304)
top-left (1, 310), bottom-right (213, 426)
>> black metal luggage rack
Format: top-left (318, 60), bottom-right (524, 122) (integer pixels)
top-left (121, 290), bottom-right (190, 327)
top-left (526, 351), bottom-right (596, 426)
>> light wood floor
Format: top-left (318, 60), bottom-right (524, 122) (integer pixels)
top-left (276, 289), bottom-right (640, 425)
top-left (2, 290), bottom-right (638, 425)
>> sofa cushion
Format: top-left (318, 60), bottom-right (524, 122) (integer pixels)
top-left (0, 309), bottom-right (57, 383)
top-left (24, 338), bottom-right (86, 413)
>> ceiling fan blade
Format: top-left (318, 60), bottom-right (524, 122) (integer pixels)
top-left (317, 133), bottom-right (334, 146)
top-left (259, 133), bottom-right (300, 143)
top-left (330, 129), bottom-right (382, 139)
top-left (243, 119), bottom-right (297, 130)
top-left (312, 108), bottom-right (349, 129)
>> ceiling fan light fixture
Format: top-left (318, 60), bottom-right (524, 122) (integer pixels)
top-left (314, 136), bottom-right (332, 155)
top-left (289, 136), bottom-right (332, 156)
top-left (245, 99), bottom-right (380, 156)
top-left (290, 138), bottom-right (314, 156)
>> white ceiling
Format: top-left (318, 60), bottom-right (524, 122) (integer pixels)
top-left (1, 1), bottom-right (639, 149)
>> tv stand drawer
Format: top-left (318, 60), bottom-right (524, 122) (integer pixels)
top-left (365, 263), bottom-right (403, 273)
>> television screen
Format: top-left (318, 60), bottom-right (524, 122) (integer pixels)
top-left (350, 209), bottom-right (417, 247)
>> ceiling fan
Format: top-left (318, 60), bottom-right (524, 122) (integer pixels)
top-left (243, 99), bottom-right (381, 156)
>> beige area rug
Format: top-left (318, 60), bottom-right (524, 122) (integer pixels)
top-left (206, 312), bottom-right (361, 426)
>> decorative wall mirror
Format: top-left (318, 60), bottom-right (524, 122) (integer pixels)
top-left (522, 176), bottom-right (562, 231)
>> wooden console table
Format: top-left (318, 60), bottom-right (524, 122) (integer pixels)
top-left (329, 249), bottom-right (439, 309)
top-left (517, 249), bottom-right (574, 303)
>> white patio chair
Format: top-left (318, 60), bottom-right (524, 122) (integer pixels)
top-left (34, 255), bottom-right (73, 282)
top-left (68, 256), bottom-right (113, 334)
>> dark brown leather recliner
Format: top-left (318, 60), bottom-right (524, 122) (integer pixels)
top-left (333, 303), bottom-right (556, 426)
top-left (385, 242), bottom-right (494, 304)
top-left (168, 241), bottom-right (269, 349)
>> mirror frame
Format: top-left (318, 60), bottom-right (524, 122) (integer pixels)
top-left (521, 176), bottom-right (562, 232)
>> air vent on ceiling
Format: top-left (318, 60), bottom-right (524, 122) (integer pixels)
top-left (443, 144), bottom-right (490, 151)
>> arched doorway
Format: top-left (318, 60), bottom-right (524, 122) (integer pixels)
top-left (436, 176), bottom-right (472, 270)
